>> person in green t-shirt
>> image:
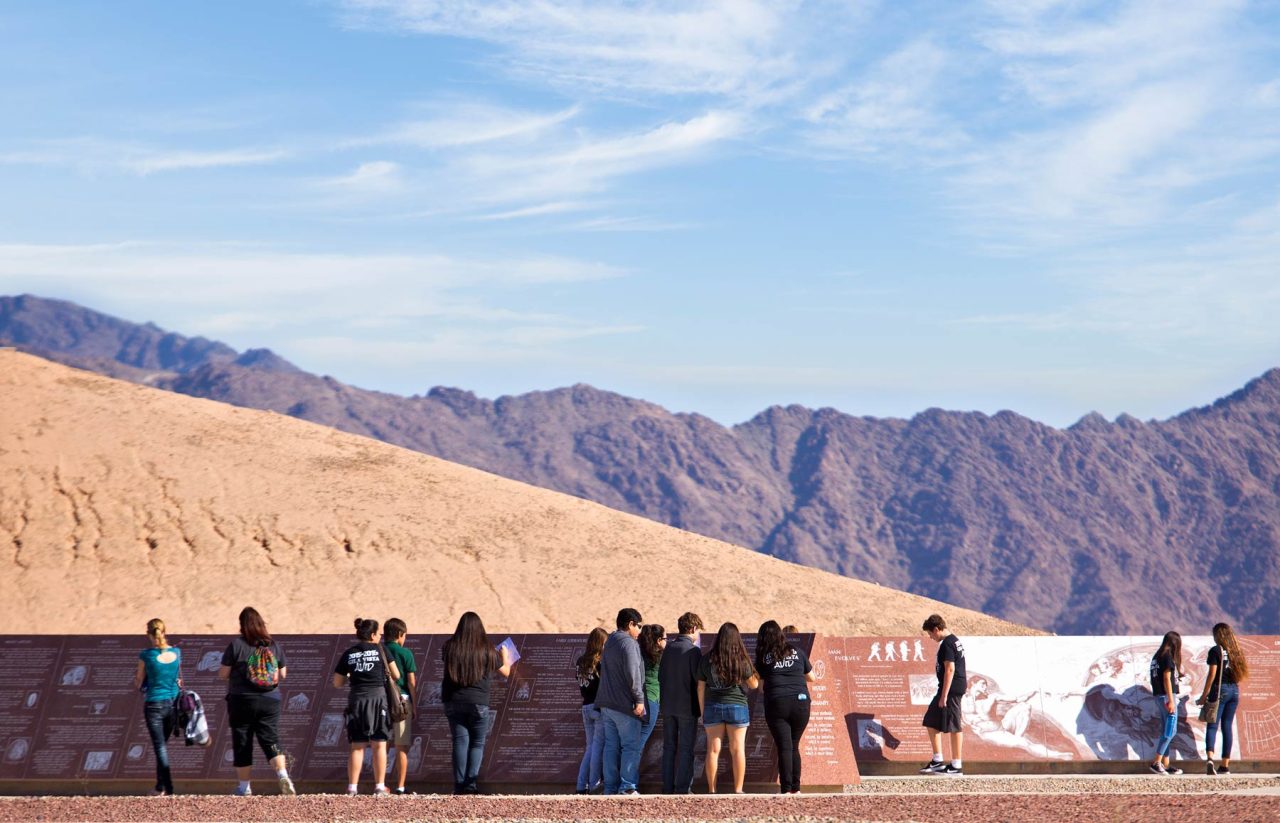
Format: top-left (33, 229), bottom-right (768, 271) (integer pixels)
top-left (637, 624), bottom-right (666, 755)
top-left (383, 617), bottom-right (417, 794)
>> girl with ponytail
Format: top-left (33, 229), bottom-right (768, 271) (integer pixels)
top-left (133, 618), bottom-right (181, 795)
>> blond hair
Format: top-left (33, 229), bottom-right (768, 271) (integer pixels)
top-left (146, 618), bottom-right (166, 645)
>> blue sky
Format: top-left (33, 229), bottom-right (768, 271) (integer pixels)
top-left (3, 1), bottom-right (1280, 426)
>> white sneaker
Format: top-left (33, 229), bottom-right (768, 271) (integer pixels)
top-left (278, 775), bottom-right (296, 796)
top-left (233, 784), bottom-right (252, 796)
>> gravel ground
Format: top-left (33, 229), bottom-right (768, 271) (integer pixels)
top-left (2, 778), bottom-right (1278, 823)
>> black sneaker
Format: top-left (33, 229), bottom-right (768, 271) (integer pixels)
top-left (1219, 766), bottom-right (1231, 774)
top-left (1167, 766), bottom-right (1183, 775)
top-left (1206, 760), bottom-right (1217, 775)
top-left (1148, 762), bottom-right (1167, 775)
top-left (940, 764), bottom-right (963, 776)
top-left (919, 760), bottom-right (946, 774)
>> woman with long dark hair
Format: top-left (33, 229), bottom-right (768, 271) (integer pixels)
top-left (696, 622), bottom-right (759, 793)
top-left (574, 627), bottom-right (608, 793)
top-left (755, 620), bottom-right (815, 794)
top-left (441, 612), bottom-right (513, 794)
top-left (133, 618), bottom-right (181, 796)
top-left (1198, 622), bottom-right (1250, 775)
top-left (218, 606), bottom-right (295, 796)
top-left (1148, 631), bottom-right (1184, 775)
top-left (637, 624), bottom-right (666, 753)
top-left (333, 618), bottom-right (401, 795)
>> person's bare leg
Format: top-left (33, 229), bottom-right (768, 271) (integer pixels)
top-left (348, 744), bottom-right (366, 789)
top-left (235, 765), bottom-right (251, 782)
top-left (372, 741), bottom-right (388, 786)
top-left (949, 731), bottom-right (963, 762)
top-left (727, 726), bottom-right (748, 793)
top-left (394, 746), bottom-right (408, 789)
top-left (926, 728), bottom-right (943, 759)
top-left (704, 725), bottom-right (724, 793)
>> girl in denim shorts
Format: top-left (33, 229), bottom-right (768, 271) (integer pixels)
top-left (696, 623), bottom-right (760, 793)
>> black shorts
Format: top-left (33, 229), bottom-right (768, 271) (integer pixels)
top-left (922, 692), bottom-right (963, 733)
top-left (346, 695), bottom-right (391, 743)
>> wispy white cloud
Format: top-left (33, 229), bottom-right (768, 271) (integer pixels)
top-left (317, 160), bottom-right (405, 194)
top-left (352, 102), bottom-right (581, 149)
top-left (0, 138), bottom-right (290, 175)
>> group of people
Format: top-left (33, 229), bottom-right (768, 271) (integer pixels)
top-left (1147, 623), bottom-right (1249, 776)
top-left (573, 610), bottom-right (815, 796)
top-left (133, 608), bottom-right (1252, 798)
top-left (137, 606), bottom-right (511, 796)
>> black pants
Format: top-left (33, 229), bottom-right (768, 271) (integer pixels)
top-left (660, 714), bottom-right (698, 794)
top-left (226, 693), bottom-right (282, 768)
top-left (143, 701), bottom-right (177, 794)
top-left (764, 695), bottom-right (810, 792)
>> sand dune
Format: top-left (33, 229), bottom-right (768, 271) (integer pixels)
top-left (0, 350), bottom-right (1036, 636)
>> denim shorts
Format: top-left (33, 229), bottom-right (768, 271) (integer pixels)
top-left (703, 702), bottom-right (750, 728)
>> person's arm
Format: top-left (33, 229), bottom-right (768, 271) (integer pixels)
top-left (1196, 664), bottom-right (1218, 705)
top-left (279, 666), bottom-right (287, 682)
top-left (388, 660), bottom-right (401, 682)
top-left (745, 668), bottom-right (760, 690)
top-left (332, 673), bottom-right (347, 689)
top-left (804, 671), bottom-right (817, 683)
top-left (497, 645), bottom-right (513, 678)
top-left (629, 643), bottom-right (646, 716)
top-left (134, 660), bottom-right (146, 690)
top-left (217, 665), bottom-right (231, 681)
top-left (1162, 670), bottom-right (1174, 714)
top-left (697, 680), bottom-right (706, 718)
top-left (407, 671), bottom-right (417, 695)
top-left (939, 661), bottom-right (955, 708)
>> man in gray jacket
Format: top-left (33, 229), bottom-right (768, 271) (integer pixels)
top-left (658, 611), bottom-right (703, 793)
top-left (597, 607), bottom-right (646, 795)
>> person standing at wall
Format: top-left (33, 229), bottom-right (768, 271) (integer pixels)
top-left (134, 618), bottom-right (181, 796)
top-left (596, 608), bottom-right (646, 795)
top-left (382, 617), bottom-right (417, 794)
top-left (1198, 623), bottom-right (1248, 775)
top-left (218, 606), bottom-right (296, 796)
top-left (755, 620), bottom-right (815, 794)
top-left (333, 618), bottom-right (400, 795)
top-left (697, 622), bottom-right (759, 794)
top-left (637, 624), bottom-right (666, 754)
top-left (440, 612), bottom-right (513, 794)
top-left (574, 627), bottom-right (608, 794)
top-left (1148, 631), bottom-right (1184, 775)
top-left (659, 612), bottom-right (704, 794)
top-left (918, 614), bottom-right (965, 776)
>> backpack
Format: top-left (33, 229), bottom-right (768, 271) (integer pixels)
top-left (172, 689), bottom-right (210, 747)
top-left (246, 644), bottom-right (280, 691)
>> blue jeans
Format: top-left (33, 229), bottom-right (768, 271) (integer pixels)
top-left (1206, 682), bottom-right (1240, 758)
top-left (600, 706), bottom-right (643, 794)
top-left (661, 714), bottom-right (698, 794)
top-left (443, 702), bottom-right (492, 791)
top-left (143, 701), bottom-right (176, 794)
top-left (1155, 707), bottom-right (1177, 757)
top-left (576, 704), bottom-right (604, 790)
top-left (638, 698), bottom-right (659, 750)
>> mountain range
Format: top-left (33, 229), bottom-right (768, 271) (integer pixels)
top-left (4, 293), bottom-right (1278, 635)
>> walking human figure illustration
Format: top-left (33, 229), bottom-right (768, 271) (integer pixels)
top-left (914, 640), bottom-right (925, 662)
top-left (868, 643), bottom-right (882, 662)
top-left (885, 642), bottom-right (898, 662)
top-left (899, 641), bottom-right (909, 662)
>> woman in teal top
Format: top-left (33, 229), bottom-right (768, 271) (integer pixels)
top-left (637, 624), bottom-right (666, 753)
top-left (133, 618), bottom-right (181, 796)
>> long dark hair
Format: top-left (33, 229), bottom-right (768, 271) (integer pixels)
top-left (575, 627), bottom-right (608, 680)
top-left (443, 611), bottom-right (499, 688)
top-left (1213, 622), bottom-right (1249, 681)
top-left (708, 622), bottom-right (752, 686)
top-left (639, 624), bottom-right (666, 666)
top-left (238, 606), bottom-right (271, 647)
top-left (1156, 631), bottom-right (1182, 674)
top-left (755, 620), bottom-right (792, 671)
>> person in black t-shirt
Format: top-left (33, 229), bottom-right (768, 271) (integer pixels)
top-left (1147, 630), bottom-right (1184, 775)
top-left (755, 620), bottom-right (815, 794)
top-left (1196, 622), bottom-right (1250, 775)
top-left (217, 606), bottom-right (295, 797)
top-left (333, 618), bottom-right (401, 796)
top-left (574, 627), bottom-right (608, 793)
top-left (918, 614), bottom-right (966, 776)
top-left (440, 611), bottom-right (513, 795)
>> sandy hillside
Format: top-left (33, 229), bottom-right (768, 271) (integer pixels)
top-left (0, 350), bottom-right (1037, 636)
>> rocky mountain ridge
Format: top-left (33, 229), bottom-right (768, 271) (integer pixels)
top-left (4, 293), bottom-right (1278, 635)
